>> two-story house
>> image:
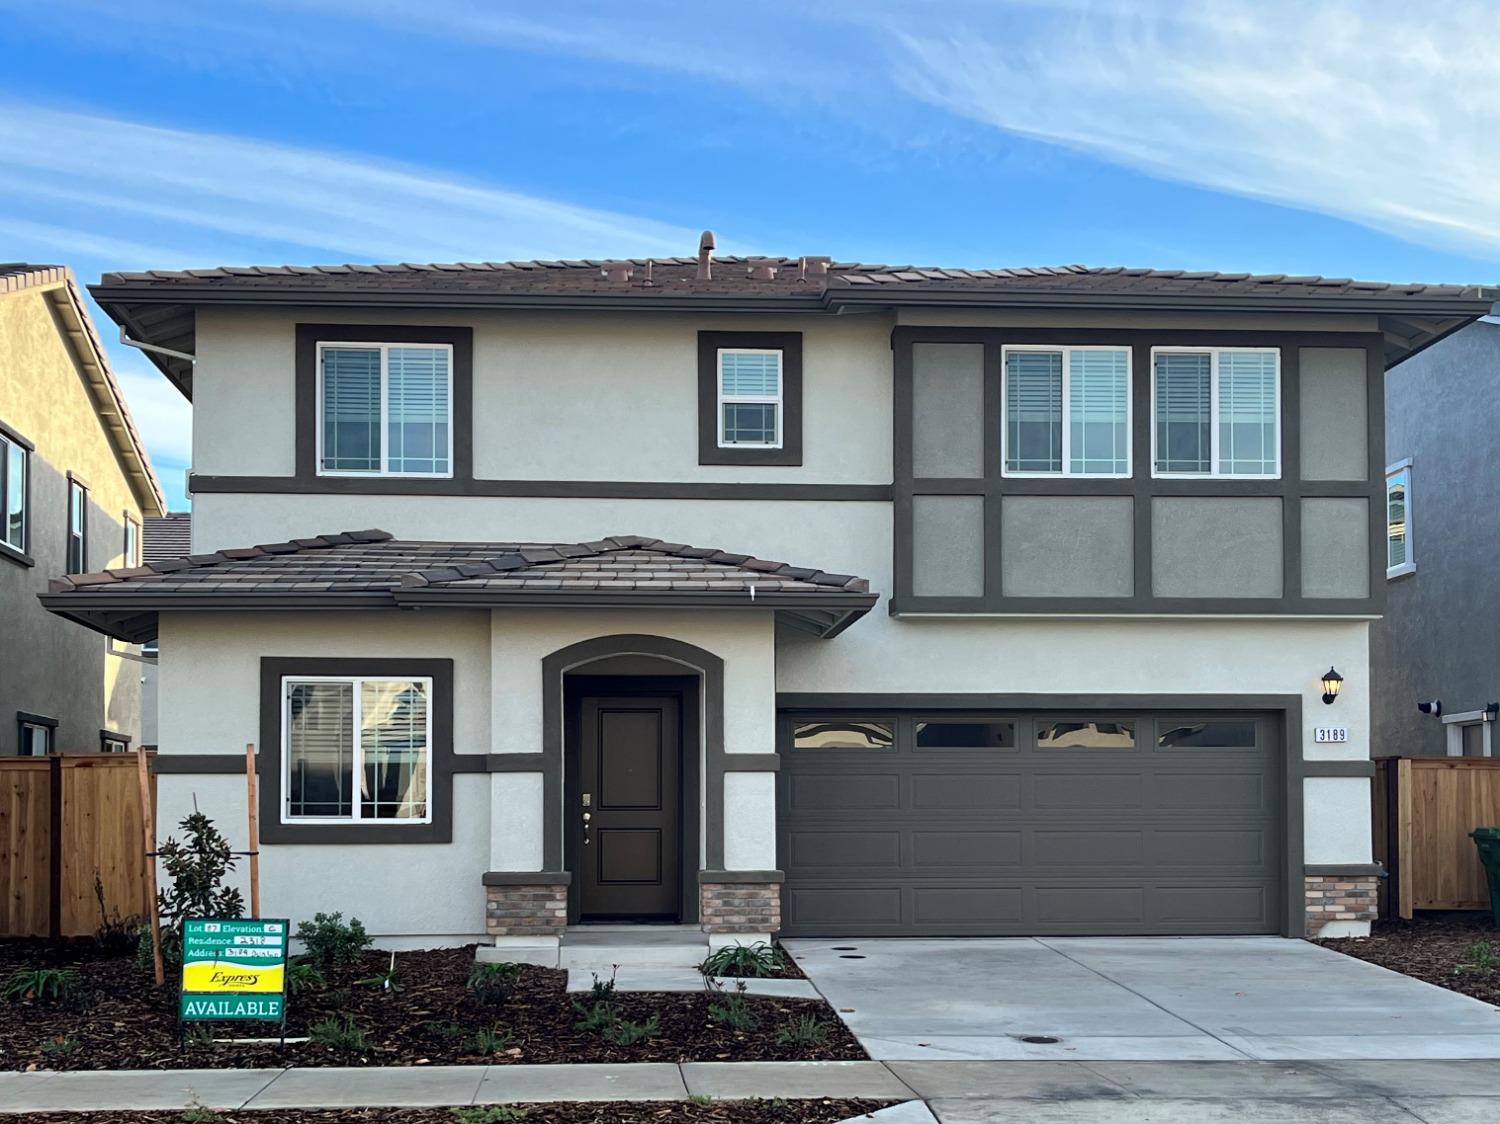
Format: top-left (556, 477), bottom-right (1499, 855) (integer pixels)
top-left (1, 263), bottom-right (164, 756)
top-left (42, 244), bottom-right (1492, 953)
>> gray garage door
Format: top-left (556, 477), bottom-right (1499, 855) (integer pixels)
top-left (778, 711), bottom-right (1282, 936)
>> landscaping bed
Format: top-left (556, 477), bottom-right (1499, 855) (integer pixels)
top-left (0, 941), bottom-right (862, 1071)
top-left (1320, 911), bottom-right (1500, 1005)
top-left (21, 1103), bottom-right (892, 1124)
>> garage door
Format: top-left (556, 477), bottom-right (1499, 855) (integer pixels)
top-left (778, 711), bottom-right (1282, 936)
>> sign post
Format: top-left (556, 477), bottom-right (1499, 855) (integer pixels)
top-left (179, 918), bottom-right (290, 1028)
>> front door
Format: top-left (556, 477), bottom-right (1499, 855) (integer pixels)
top-left (577, 694), bottom-right (682, 920)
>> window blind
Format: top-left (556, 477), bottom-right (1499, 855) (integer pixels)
top-left (361, 681), bottom-right (429, 820)
top-left (1069, 349), bottom-right (1129, 474)
top-left (1218, 351), bottom-right (1277, 475)
top-left (1005, 350), bottom-right (1063, 472)
top-left (1387, 470), bottom-right (1409, 568)
top-left (387, 347), bottom-right (451, 475)
top-left (287, 681), bottom-right (354, 818)
top-left (720, 351), bottom-right (780, 397)
top-left (1154, 352), bottom-right (1212, 474)
top-left (322, 348), bottom-right (381, 472)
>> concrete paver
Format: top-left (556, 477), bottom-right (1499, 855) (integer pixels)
top-left (927, 1096), bottom-right (1426, 1123)
top-left (887, 1060), bottom-right (1126, 1100)
top-left (475, 1062), bottom-right (688, 1103)
top-left (681, 1060), bottom-right (916, 1100)
top-left (246, 1065), bottom-right (485, 1108)
top-left (0, 1068), bottom-right (283, 1112)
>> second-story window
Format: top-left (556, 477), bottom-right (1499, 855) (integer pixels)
top-left (67, 477), bottom-right (88, 574)
top-left (0, 423), bottom-right (29, 559)
top-left (717, 349), bottom-right (783, 448)
top-left (318, 342), bottom-right (452, 477)
top-left (123, 514), bottom-right (140, 568)
top-left (1002, 346), bottom-right (1131, 476)
top-left (1387, 459), bottom-right (1414, 578)
top-left (1152, 348), bottom-right (1280, 478)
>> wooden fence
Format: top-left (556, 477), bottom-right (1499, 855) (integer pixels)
top-left (0, 753), bottom-right (155, 938)
top-left (1374, 756), bottom-right (1500, 918)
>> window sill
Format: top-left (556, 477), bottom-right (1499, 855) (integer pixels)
top-left (1387, 562), bottom-right (1417, 581)
top-left (0, 540), bottom-right (34, 568)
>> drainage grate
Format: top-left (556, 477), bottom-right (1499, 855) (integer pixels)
top-left (1020, 1035), bottom-right (1060, 1045)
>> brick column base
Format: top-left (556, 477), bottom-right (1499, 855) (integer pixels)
top-left (699, 870), bottom-right (783, 935)
top-left (1304, 870), bottom-right (1379, 937)
top-left (482, 873), bottom-right (569, 937)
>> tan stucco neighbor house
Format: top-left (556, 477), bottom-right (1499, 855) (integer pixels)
top-left (1, 264), bottom-right (164, 757)
top-left (42, 243), bottom-right (1494, 953)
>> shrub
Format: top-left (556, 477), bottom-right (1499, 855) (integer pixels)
top-left (603, 1014), bottom-right (659, 1046)
top-left (308, 1015), bottom-right (368, 1052)
top-left (451, 1108), bottom-right (528, 1124)
top-left (572, 999), bottom-right (621, 1034)
top-left (469, 1025), bottom-right (516, 1056)
top-left (4, 967), bottom-right (81, 1004)
top-left (39, 1033), bottom-right (81, 1061)
top-left (699, 942), bottom-right (785, 979)
top-left (775, 1014), bottom-right (829, 1048)
top-left (1460, 940), bottom-right (1499, 973)
top-left (93, 874), bottom-right (141, 953)
top-left (287, 960), bottom-right (326, 996)
top-left (296, 912), bottom-right (372, 972)
top-left (589, 967), bottom-right (618, 1000)
top-left (707, 981), bottom-right (759, 1032)
top-left (467, 961), bottom-right (521, 1004)
top-left (179, 1099), bottom-right (224, 1124)
top-left (153, 811), bottom-right (245, 970)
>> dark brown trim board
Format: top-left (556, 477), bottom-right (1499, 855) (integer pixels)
top-left (257, 657), bottom-right (456, 844)
top-left (892, 327), bottom-right (1387, 617)
top-left (187, 475), bottom-right (891, 501)
top-left (777, 691), bottom-right (1311, 937)
top-left (294, 324), bottom-right (474, 485)
top-left (697, 331), bottom-right (803, 466)
top-left (153, 754), bottom-right (246, 774)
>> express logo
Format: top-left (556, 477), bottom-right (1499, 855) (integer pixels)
top-left (209, 970), bottom-right (259, 988)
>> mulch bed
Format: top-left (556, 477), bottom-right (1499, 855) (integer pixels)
top-left (21, 1104), bottom-right (892, 1123)
top-left (1320, 911), bottom-right (1500, 1005)
top-left (0, 941), bottom-right (862, 1071)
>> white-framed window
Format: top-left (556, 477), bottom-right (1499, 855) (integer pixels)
top-left (716, 348), bottom-right (783, 449)
top-left (66, 477), bottom-right (88, 573)
top-left (0, 426), bottom-right (28, 558)
top-left (1002, 345), bottom-right (1131, 477)
top-left (123, 514), bottom-right (140, 568)
top-left (281, 675), bottom-right (433, 825)
top-left (317, 342), bottom-right (453, 477)
top-left (17, 714), bottom-right (55, 756)
top-left (1386, 458), bottom-right (1414, 578)
top-left (1151, 347), bottom-right (1280, 478)
top-left (100, 731), bottom-right (129, 753)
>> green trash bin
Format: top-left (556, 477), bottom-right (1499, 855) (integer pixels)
top-left (1471, 828), bottom-right (1500, 926)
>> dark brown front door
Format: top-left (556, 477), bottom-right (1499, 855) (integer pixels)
top-left (578, 694), bottom-right (681, 920)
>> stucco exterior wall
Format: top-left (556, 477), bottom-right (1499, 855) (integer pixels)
top-left (0, 284), bottom-right (149, 754)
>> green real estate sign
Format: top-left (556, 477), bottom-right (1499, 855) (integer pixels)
top-left (179, 918), bottom-right (290, 1022)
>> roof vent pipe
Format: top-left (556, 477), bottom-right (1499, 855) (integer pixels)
top-left (601, 263), bottom-right (633, 282)
top-left (802, 256), bottom-right (832, 279)
top-left (748, 259), bottom-right (777, 281)
top-left (697, 230), bottom-right (716, 280)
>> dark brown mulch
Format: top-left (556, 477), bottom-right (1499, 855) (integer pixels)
top-left (1319, 911), bottom-right (1500, 1005)
top-left (0, 941), bottom-right (863, 1071)
top-left (21, 1102), bottom-right (892, 1124)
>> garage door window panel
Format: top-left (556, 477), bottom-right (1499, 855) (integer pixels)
top-left (1035, 719), bottom-right (1137, 749)
top-left (914, 719), bottom-right (1017, 750)
top-left (1156, 719), bottom-right (1259, 749)
top-left (791, 719), bottom-right (894, 752)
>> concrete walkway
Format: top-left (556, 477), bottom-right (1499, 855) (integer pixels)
top-left (10, 1060), bottom-right (1500, 1121)
top-left (785, 936), bottom-right (1500, 1061)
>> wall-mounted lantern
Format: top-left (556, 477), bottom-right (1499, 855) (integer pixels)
top-left (1321, 667), bottom-right (1344, 706)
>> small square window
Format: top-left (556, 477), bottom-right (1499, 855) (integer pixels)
top-left (100, 731), bottom-right (130, 753)
top-left (792, 720), bottom-right (894, 750)
top-left (17, 713), bottom-right (56, 756)
top-left (698, 332), bottom-right (802, 466)
top-left (1036, 720), bottom-right (1136, 749)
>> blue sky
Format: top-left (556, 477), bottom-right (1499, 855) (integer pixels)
top-left (3, 0), bottom-right (1498, 510)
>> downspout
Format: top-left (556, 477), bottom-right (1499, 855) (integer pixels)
top-left (118, 324), bottom-right (196, 364)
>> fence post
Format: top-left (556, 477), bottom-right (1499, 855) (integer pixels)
top-left (137, 748), bottom-right (164, 987)
top-left (1396, 757), bottom-right (1414, 919)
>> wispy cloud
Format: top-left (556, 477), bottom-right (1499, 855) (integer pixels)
top-left (0, 103), bottom-right (703, 269)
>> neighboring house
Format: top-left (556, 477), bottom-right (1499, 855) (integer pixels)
top-left (42, 246), bottom-right (1493, 951)
top-left (0, 264), bottom-right (165, 755)
top-left (139, 512), bottom-right (191, 747)
top-left (1372, 316), bottom-right (1500, 758)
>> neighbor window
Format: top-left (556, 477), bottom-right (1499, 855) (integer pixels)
top-left (718, 349), bottom-right (783, 448)
top-left (282, 676), bottom-right (432, 823)
top-left (1153, 348), bottom-right (1280, 477)
top-left (66, 478), bottom-right (87, 574)
top-left (100, 731), bottom-right (130, 754)
top-left (17, 713), bottom-right (56, 756)
top-left (1387, 460), bottom-right (1414, 578)
top-left (318, 343), bottom-right (452, 476)
top-left (0, 424), bottom-right (28, 558)
top-left (1003, 346), bottom-right (1130, 476)
top-left (1036, 720), bottom-right (1137, 749)
top-left (792, 720), bottom-right (894, 750)
top-left (123, 515), bottom-right (140, 568)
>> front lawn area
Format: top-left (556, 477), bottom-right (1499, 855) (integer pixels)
top-left (1319, 912), bottom-right (1500, 1005)
top-left (0, 941), bottom-right (863, 1071)
top-left (21, 1103), bottom-right (892, 1124)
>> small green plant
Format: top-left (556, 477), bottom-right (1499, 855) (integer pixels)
top-left (1460, 940), bottom-right (1499, 972)
top-left (356, 951), bottom-right (402, 993)
top-left (93, 873), bottom-right (141, 953)
top-left (699, 941), bottom-right (785, 979)
top-left (602, 1014), bottom-right (659, 1046)
top-left (308, 1015), bottom-right (368, 1052)
top-left (687, 1094), bottom-right (714, 1106)
top-left (573, 999), bottom-right (621, 1034)
top-left (179, 1096), bottom-right (223, 1123)
top-left (450, 1107), bottom-right (528, 1124)
top-left (4, 966), bottom-right (80, 1004)
top-left (707, 979), bottom-right (759, 1032)
top-left (469, 1025), bottom-right (516, 1056)
top-left (424, 1019), bottom-right (467, 1043)
top-left (39, 1033), bottom-right (81, 1061)
top-left (775, 1014), bottom-right (829, 1048)
top-left (295, 912), bottom-right (372, 971)
top-left (589, 966), bottom-right (618, 999)
top-left (183, 1024), bottom-right (215, 1050)
top-left (467, 960), bottom-right (522, 1004)
top-left (287, 960), bottom-right (326, 996)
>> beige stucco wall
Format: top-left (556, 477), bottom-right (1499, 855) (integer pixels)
top-left (0, 283), bottom-right (151, 753)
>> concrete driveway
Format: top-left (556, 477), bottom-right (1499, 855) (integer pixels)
top-left (784, 937), bottom-right (1500, 1062)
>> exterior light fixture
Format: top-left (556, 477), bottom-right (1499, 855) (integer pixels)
top-left (1321, 667), bottom-right (1344, 706)
top-left (1418, 700), bottom-right (1443, 717)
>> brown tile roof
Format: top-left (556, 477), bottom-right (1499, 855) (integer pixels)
top-left (94, 257), bottom-right (1492, 303)
top-left (143, 512), bottom-right (192, 564)
top-left (41, 529), bottom-right (877, 640)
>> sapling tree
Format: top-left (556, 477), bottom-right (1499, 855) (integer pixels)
top-left (150, 809), bottom-right (245, 970)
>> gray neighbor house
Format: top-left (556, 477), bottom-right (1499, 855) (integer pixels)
top-left (39, 245), bottom-right (1496, 954)
top-left (1372, 314), bottom-right (1500, 758)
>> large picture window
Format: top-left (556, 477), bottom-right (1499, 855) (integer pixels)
top-left (0, 423), bottom-right (28, 559)
top-left (1152, 348), bottom-right (1280, 477)
top-left (1003, 346), bottom-right (1130, 477)
top-left (317, 342), bottom-right (452, 477)
top-left (282, 675), bottom-right (432, 824)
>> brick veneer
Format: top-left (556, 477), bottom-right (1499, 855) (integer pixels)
top-left (485, 883), bottom-right (568, 937)
top-left (1304, 873), bottom-right (1379, 937)
top-left (700, 879), bottom-right (782, 935)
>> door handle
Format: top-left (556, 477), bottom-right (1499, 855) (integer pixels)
top-left (582, 811), bottom-right (591, 846)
